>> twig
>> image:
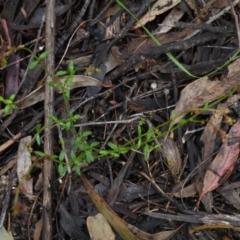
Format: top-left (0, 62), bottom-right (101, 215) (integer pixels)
top-left (42, 0), bottom-right (55, 239)
top-left (0, 165), bottom-right (17, 230)
top-left (228, 0), bottom-right (240, 48)
top-left (17, 15), bottom-right (45, 94)
top-left (184, 0), bottom-right (240, 40)
top-left (55, 0), bottom-right (90, 52)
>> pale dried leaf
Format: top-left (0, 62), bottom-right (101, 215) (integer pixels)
top-left (162, 136), bottom-right (181, 176)
top-left (133, 0), bottom-right (181, 29)
top-left (0, 75), bottom-right (111, 116)
top-left (173, 183), bottom-right (198, 198)
top-left (87, 213), bottom-right (115, 240)
top-left (33, 218), bottom-right (43, 240)
top-left (172, 58), bottom-right (240, 125)
top-left (0, 227), bottom-right (14, 240)
top-left (127, 223), bottom-right (182, 240)
top-left (80, 174), bottom-right (138, 240)
top-left (154, 7), bottom-right (185, 34)
top-left (17, 136), bottom-right (33, 199)
top-left (219, 188), bottom-right (240, 210)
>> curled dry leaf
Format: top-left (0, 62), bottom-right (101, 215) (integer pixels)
top-left (162, 136), bottom-right (181, 177)
top-left (198, 119), bottom-right (240, 204)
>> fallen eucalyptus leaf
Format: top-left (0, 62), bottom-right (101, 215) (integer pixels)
top-left (17, 136), bottom-right (33, 199)
top-left (87, 213), bottom-right (115, 240)
top-left (171, 58), bottom-right (240, 125)
top-left (198, 119), bottom-right (240, 205)
top-left (162, 136), bottom-right (181, 176)
top-left (133, 0), bottom-right (181, 29)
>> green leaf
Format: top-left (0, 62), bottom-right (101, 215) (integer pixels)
top-left (56, 70), bottom-right (67, 77)
top-left (0, 96), bottom-right (5, 102)
top-left (108, 142), bottom-right (118, 150)
top-left (59, 149), bottom-right (66, 161)
top-left (73, 114), bottom-right (81, 121)
top-left (203, 101), bottom-right (210, 109)
top-left (49, 154), bottom-right (58, 159)
top-left (34, 151), bottom-right (45, 157)
top-left (111, 152), bottom-right (120, 158)
top-left (86, 150), bottom-right (94, 163)
top-left (90, 141), bottom-right (100, 147)
top-left (74, 165), bottom-right (81, 176)
top-left (65, 75), bottom-right (73, 87)
top-left (36, 134), bottom-right (41, 146)
top-left (4, 105), bottom-right (10, 114)
top-left (143, 144), bottom-right (150, 161)
top-left (38, 51), bottom-right (49, 61)
top-left (146, 128), bottom-right (153, 141)
top-left (70, 150), bottom-right (76, 161)
top-left (48, 81), bottom-right (59, 88)
top-left (28, 60), bottom-right (39, 70)
top-left (118, 148), bottom-right (129, 154)
top-left (5, 99), bottom-right (12, 104)
top-left (68, 60), bottom-right (75, 74)
top-left (9, 94), bottom-right (16, 101)
top-left (82, 131), bottom-right (92, 137)
top-left (65, 121), bottom-right (71, 130)
top-left (58, 163), bottom-right (67, 177)
top-left (36, 124), bottom-right (42, 132)
top-left (99, 150), bottom-right (108, 156)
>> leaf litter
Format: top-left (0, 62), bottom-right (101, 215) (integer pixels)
top-left (1, 0), bottom-right (240, 239)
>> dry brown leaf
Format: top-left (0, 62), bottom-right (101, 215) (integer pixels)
top-left (87, 213), bottom-right (115, 240)
top-left (127, 223), bottom-right (183, 240)
top-left (33, 218), bottom-right (43, 240)
top-left (133, 0), bottom-right (181, 29)
top-left (80, 174), bottom-right (139, 240)
top-left (153, 7), bottom-right (185, 34)
top-left (162, 136), bottom-right (181, 176)
top-left (17, 136), bottom-right (33, 199)
top-left (172, 58), bottom-right (240, 125)
top-left (0, 75), bottom-right (111, 116)
top-left (200, 95), bottom-right (240, 175)
top-left (173, 183), bottom-right (198, 198)
top-left (198, 119), bottom-right (240, 204)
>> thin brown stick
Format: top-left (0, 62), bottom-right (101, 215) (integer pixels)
top-left (42, 0), bottom-right (56, 239)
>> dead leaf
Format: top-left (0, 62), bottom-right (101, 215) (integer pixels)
top-left (87, 213), bottom-right (115, 240)
top-left (173, 183), bottom-right (198, 198)
top-left (198, 119), bottom-right (240, 204)
top-left (0, 226), bottom-right (14, 240)
top-left (133, 0), bottom-right (181, 29)
top-left (199, 95), bottom-right (240, 177)
top-left (80, 174), bottom-right (139, 240)
top-left (172, 58), bottom-right (240, 125)
top-left (0, 75), bottom-right (112, 116)
top-left (153, 7), bottom-right (185, 34)
top-left (127, 222), bottom-right (183, 240)
top-left (162, 136), bottom-right (181, 177)
top-left (17, 136), bottom-right (33, 199)
top-left (33, 218), bottom-right (43, 240)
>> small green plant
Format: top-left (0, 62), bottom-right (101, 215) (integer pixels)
top-left (0, 94), bottom-right (17, 114)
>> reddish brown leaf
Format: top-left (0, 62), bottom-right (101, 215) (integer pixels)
top-left (198, 119), bottom-right (240, 204)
